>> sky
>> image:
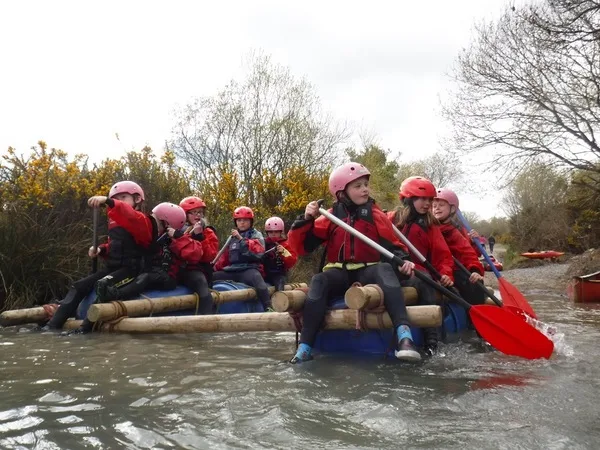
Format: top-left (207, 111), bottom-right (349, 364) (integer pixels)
top-left (0, 0), bottom-right (514, 219)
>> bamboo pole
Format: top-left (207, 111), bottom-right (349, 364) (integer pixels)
top-left (64, 305), bottom-right (442, 334)
top-left (87, 283), bottom-right (308, 323)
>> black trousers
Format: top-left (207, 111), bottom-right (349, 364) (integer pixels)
top-left (180, 269), bottom-right (213, 315)
top-left (300, 263), bottom-right (410, 347)
top-left (47, 266), bottom-right (138, 329)
top-left (265, 273), bottom-right (286, 292)
top-left (212, 269), bottom-right (271, 309)
top-left (454, 269), bottom-right (485, 305)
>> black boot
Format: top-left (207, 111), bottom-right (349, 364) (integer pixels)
top-left (43, 288), bottom-right (83, 330)
top-left (422, 327), bottom-right (440, 357)
top-left (96, 276), bottom-right (120, 303)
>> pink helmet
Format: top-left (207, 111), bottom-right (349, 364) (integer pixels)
top-left (328, 162), bottom-right (371, 197)
top-left (434, 188), bottom-right (459, 209)
top-left (179, 196), bottom-right (207, 213)
top-left (233, 206), bottom-right (254, 220)
top-left (109, 180), bottom-right (145, 201)
top-left (265, 216), bottom-right (285, 232)
top-left (152, 202), bottom-right (186, 229)
top-left (399, 176), bottom-right (436, 200)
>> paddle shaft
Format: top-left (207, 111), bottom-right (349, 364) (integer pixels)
top-left (318, 207), bottom-right (473, 310)
top-left (211, 235), bottom-right (232, 265)
top-left (452, 256), bottom-right (503, 307)
top-left (457, 209), bottom-right (503, 279)
top-left (92, 207), bottom-right (99, 273)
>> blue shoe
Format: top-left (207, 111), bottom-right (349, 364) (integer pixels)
top-left (395, 338), bottom-right (422, 361)
top-left (289, 343), bottom-right (313, 364)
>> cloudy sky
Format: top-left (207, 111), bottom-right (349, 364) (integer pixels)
top-left (0, 0), bottom-right (513, 218)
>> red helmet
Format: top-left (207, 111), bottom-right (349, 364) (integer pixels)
top-left (152, 202), bottom-right (186, 229)
top-left (265, 216), bottom-right (285, 232)
top-left (328, 162), bottom-right (371, 197)
top-left (434, 188), bottom-right (459, 209)
top-left (179, 196), bottom-right (206, 213)
top-left (233, 206), bottom-right (254, 220)
top-left (109, 180), bottom-right (145, 201)
top-left (399, 176), bottom-right (436, 200)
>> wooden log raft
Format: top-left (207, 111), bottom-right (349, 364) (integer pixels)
top-left (0, 283), bottom-right (308, 327)
top-left (273, 284), bottom-right (497, 312)
top-left (62, 305), bottom-right (443, 334)
top-left (0, 304), bottom-right (58, 327)
top-left (87, 283), bottom-right (307, 322)
top-left (273, 286), bottom-right (419, 312)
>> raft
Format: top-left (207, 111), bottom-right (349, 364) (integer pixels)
top-left (567, 271), bottom-right (600, 303)
top-left (72, 281), bottom-right (470, 354)
top-left (520, 251), bottom-right (565, 260)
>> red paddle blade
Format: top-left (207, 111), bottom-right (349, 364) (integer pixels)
top-left (498, 278), bottom-right (538, 319)
top-left (469, 305), bottom-right (554, 360)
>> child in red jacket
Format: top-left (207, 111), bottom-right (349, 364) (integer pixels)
top-left (213, 206), bottom-right (271, 310)
top-left (389, 176), bottom-right (454, 356)
top-left (74, 202), bottom-right (187, 333)
top-left (288, 162), bottom-right (420, 363)
top-left (432, 188), bottom-right (485, 305)
top-left (168, 196), bottom-right (219, 314)
top-left (263, 216), bottom-right (297, 292)
top-left (40, 181), bottom-right (151, 331)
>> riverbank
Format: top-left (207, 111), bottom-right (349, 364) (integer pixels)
top-left (483, 245), bottom-right (600, 293)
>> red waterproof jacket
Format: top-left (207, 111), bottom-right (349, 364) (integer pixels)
top-left (289, 200), bottom-right (409, 266)
top-left (387, 211), bottom-right (454, 281)
top-left (169, 225), bottom-right (219, 275)
top-left (438, 223), bottom-right (484, 275)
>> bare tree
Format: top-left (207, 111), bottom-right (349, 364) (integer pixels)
top-left (396, 150), bottom-right (465, 189)
top-left (443, 0), bottom-right (600, 192)
top-left (169, 52), bottom-right (348, 205)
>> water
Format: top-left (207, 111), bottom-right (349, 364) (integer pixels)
top-left (1, 290), bottom-right (600, 449)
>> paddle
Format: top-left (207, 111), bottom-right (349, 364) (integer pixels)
top-left (91, 207), bottom-right (99, 274)
top-left (317, 205), bottom-right (553, 360)
top-left (388, 222), bottom-right (503, 307)
top-left (457, 210), bottom-right (538, 319)
top-left (211, 235), bottom-right (233, 265)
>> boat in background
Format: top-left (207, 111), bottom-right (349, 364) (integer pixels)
top-left (481, 255), bottom-right (503, 272)
top-left (521, 251), bottom-right (565, 260)
top-left (567, 271), bottom-right (600, 303)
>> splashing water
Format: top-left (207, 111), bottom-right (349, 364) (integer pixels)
top-left (525, 314), bottom-right (574, 357)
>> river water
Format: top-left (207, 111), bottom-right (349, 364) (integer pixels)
top-left (1, 288), bottom-right (599, 449)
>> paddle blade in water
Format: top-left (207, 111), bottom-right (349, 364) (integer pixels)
top-left (499, 278), bottom-right (538, 319)
top-left (469, 305), bottom-right (554, 360)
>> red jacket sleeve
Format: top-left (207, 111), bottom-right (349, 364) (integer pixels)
top-left (98, 241), bottom-right (109, 259)
top-left (214, 247), bottom-right (229, 271)
top-left (198, 227), bottom-right (219, 264)
top-left (442, 225), bottom-right (484, 275)
top-left (429, 225), bottom-right (455, 281)
top-left (460, 226), bottom-right (482, 257)
top-left (107, 199), bottom-right (153, 247)
top-left (288, 213), bottom-right (331, 256)
top-left (280, 239), bottom-right (298, 270)
top-left (169, 234), bottom-right (204, 265)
